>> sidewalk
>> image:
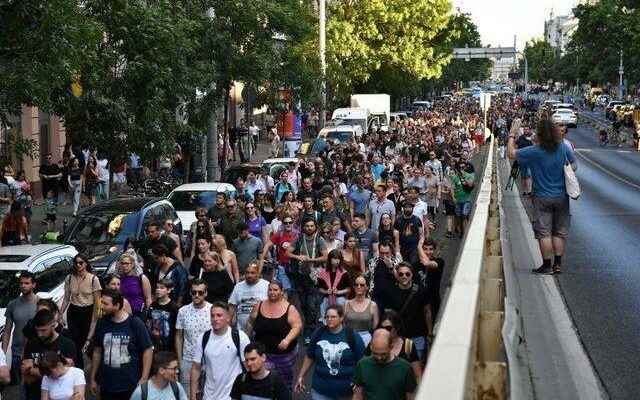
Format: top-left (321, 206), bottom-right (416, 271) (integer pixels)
top-left (496, 156), bottom-right (607, 400)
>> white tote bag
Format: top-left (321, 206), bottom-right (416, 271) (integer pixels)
top-left (564, 150), bottom-right (580, 200)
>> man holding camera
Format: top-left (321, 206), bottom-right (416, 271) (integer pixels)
top-left (450, 161), bottom-right (475, 238)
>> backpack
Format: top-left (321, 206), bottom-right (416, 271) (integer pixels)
top-left (141, 380), bottom-right (180, 400)
top-left (197, 327), bottom-right (245, 400)
top-left (201, 327), bottom-right (245, 373)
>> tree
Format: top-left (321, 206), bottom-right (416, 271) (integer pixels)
top-left (0, 0), bottom-right (101, 150)
top-left (520, 39), bottom-right (558, 84)
top-left (437, 12), bottom-right (492, 89)
top-left (326, 0), bottom-right (452, 102)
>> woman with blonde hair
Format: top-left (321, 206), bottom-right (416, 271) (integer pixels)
top-left (118, 253), bottom-right (153, 319)
top-left (212, 234), bottom-right (240, 283)
top-left (199, 251), bottom-right (234, 303)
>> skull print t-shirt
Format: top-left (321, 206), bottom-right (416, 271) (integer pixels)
top-left (307, 326), bottom-right (365, 397)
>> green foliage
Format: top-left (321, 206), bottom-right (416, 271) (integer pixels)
top-left (520, 39), bottom-right (558, 84)
top-left (437, 13), bottom-right (492, 88)
top-left (326, 0), bottom-right (452, 101)
top-left (0, 0), bottom-right (101, 125)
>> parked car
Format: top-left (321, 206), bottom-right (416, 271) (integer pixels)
top-left (63, 197), bottom-right (182, 272)
top-left (167, 183), bottom-right (237, 232)
top-left (222, 163), bottom-right (262, 185)
top-left (552, 108), bottom-right (578, 127)
top-left (0, 244), bottom-right (78, 334)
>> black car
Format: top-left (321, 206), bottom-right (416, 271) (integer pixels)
top-left (63, 197), bottom-right (183, 273)
top-left (222, 163), bottom-right (262, 184)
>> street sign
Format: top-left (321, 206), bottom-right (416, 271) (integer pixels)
top-left (480, 93), bottom-right (492, 112)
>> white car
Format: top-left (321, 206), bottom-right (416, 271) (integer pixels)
top-left (167, 182), bottom-right (237, 230)
top-left (552, 108), bottom-right (578, 127)
top-left (0, 244), bottom-right (78, 334)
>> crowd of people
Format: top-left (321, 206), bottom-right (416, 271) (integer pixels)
top-left (0, 94), bottom-right (528, 400)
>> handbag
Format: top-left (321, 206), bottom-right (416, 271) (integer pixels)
top-left (563, 148), bottom-right (580, 200)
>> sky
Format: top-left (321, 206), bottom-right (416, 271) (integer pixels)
top-left (453, 0), bottom-right (578, 50)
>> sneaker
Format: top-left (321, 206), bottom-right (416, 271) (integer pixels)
top-left (532, 265), bottom-right (553, 274)
top-left (552, 265), bottom-right (562, 274)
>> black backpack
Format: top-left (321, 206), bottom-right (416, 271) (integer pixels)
top-left (140, 380), bottom-right (180, 400)
top-left (201, 327), bottom-right (246, 373)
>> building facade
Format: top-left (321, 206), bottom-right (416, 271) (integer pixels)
top-left (0, 106), bottom-right (67, 198)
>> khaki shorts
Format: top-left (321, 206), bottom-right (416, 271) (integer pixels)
top-left (531, 195), bottom-right (571, 239)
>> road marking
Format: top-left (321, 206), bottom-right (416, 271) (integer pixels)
top-left (575, 149), bottom-right (640, 191)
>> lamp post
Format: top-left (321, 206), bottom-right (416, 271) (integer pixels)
top-left (619, 50), bottom-right (624, 99)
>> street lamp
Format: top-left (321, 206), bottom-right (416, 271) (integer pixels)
top-left (319, 0), bottom-right (327, 129)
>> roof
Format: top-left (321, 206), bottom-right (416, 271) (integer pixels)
top-left (170, 182), bottom-right (237, 192)
top-left (80, 197), bottom-right (164, 215)
top-left (262, 158), bottom-right (299, 164)
top-left (0, 244), bottom-right (77, 270)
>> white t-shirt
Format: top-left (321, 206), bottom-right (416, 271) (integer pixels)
top-left (228, 280), bottom-right (269, 331)
top-left (249, 125), bottom-right (260, 137)
top-left (175, 302), bottom-right (212, 362)
top-left (130, 380), bottom-right (189, 400)
top-left (41, 367), bottom-right (85, 400)
top-left (193, 328), bottom-right (250, 400)
top-left (412, 200), bottom-right (429, 221)
top-left (97, 159), bottom-right (110, 182)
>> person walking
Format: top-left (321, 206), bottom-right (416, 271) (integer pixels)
top-left (174, 279), bottom-right (212, 393)
top-left (152, 244), bottom-right (189, 307)
top-left (22, 310), bottom-right (78, 400)
top-left (198, 251), bottom-right (234, 303)
top-left (344, 275), bottom-right (379, 347)
top-left (146, 279), bottom-right (179, 353)
top-left (118, 253), bottom-right (153, 319)
top-left (230, 342), bottom-right (291, 400)
top-left (89, 289), bottom-right (153, 400)
top-left (371, 310), bottom-right (423, 382)
top-left (246, 281), bottom-right (302, 390)
top-left (508, 117), bottom-right (577, 274)
top-left (352, 329), bottom-right (418, 400)
top-left (60, 254), bottom-right (102, 369)
top-left (39, 351), bottom-right (86, 400)
top-left (67, 158), bottom-right (83, 216)
top-left (83, 155), bottom-right (99, 205)
top-left (317, 250), bottom-right (352, 318)
top-left (229, 262), bottom-right (270, 333)
top-left (1, 202), bottom-right (29, 245)
top-left (130, 351), bottom-right (188, 400)
top-left (294, 305), bottom-right (365, 400)
top-left (190, 302), bottom-right (250, 400)
top-left (2, 271), bottom-right (38, 389)
top-left (233, 223), bottom-right (263, 276)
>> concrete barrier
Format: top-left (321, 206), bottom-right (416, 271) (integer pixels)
top-left (417, 137), bottom-right (506, 399)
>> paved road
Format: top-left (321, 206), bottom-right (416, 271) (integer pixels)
top-left (557, 121), bottom-right (640, 399)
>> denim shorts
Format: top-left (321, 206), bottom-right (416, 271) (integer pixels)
top-left (455, 201), bottom-right (472, 217)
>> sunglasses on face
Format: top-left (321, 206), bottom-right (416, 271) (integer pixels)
top-left (397, 272), bottom-right (412, 277)
top-left (283, 221), bottom-right (293, 225)
top-left (191, 290), bottom-right (206, 296)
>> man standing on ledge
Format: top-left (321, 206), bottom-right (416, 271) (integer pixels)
top-left (508, 117), bottom-right (577, 275)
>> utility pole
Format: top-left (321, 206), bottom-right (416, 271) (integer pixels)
top-left (319, 0), bottom-right (327, 129)
top-left (619, 50), bottom-right (624, 99)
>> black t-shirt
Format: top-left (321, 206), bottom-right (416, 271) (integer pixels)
top-left (146, 300), bottom-right (179, 352)
top-left (395, 215), bottom-right (422, 249)
top-left (201, 269), bottom-right (234, 303)
top-left (23, 334), bottom-right (77, 400)
top-left (38, 164), bottom-right (61, 179)
top-left (388, 285), bottom-right (430, 338)
top-left (230, 371), bottom-right (291, 400)
top-left (137, 235), bottom-right (178, 278)
top-left (412, 258), bottom-right (445, 291)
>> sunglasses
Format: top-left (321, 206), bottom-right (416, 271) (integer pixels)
top-left (191, 290), bottom-right (206, 296)
top-left (397, 272), bottom-right (412, 277)
top-left (283, 220), bottom-right (293, 225)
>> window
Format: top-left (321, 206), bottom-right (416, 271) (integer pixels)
top-left (35, 257), bottom-right (72, 293)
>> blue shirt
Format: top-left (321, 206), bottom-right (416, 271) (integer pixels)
top-left (348, 187), bottom-right (372, 214)
top-left (516, 143), bottom-right (575, 198)
top-left (307, 327), bottom-right (365, 397)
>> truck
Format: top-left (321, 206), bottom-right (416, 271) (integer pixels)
top-left (350, 94), bottom-right (391, 132)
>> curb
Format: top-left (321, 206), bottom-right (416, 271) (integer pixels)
top-left (496, 155), bottom-right (609, 400)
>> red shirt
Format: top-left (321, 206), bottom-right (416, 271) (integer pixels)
top-left (271, 230), bottom-right (298, 265)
